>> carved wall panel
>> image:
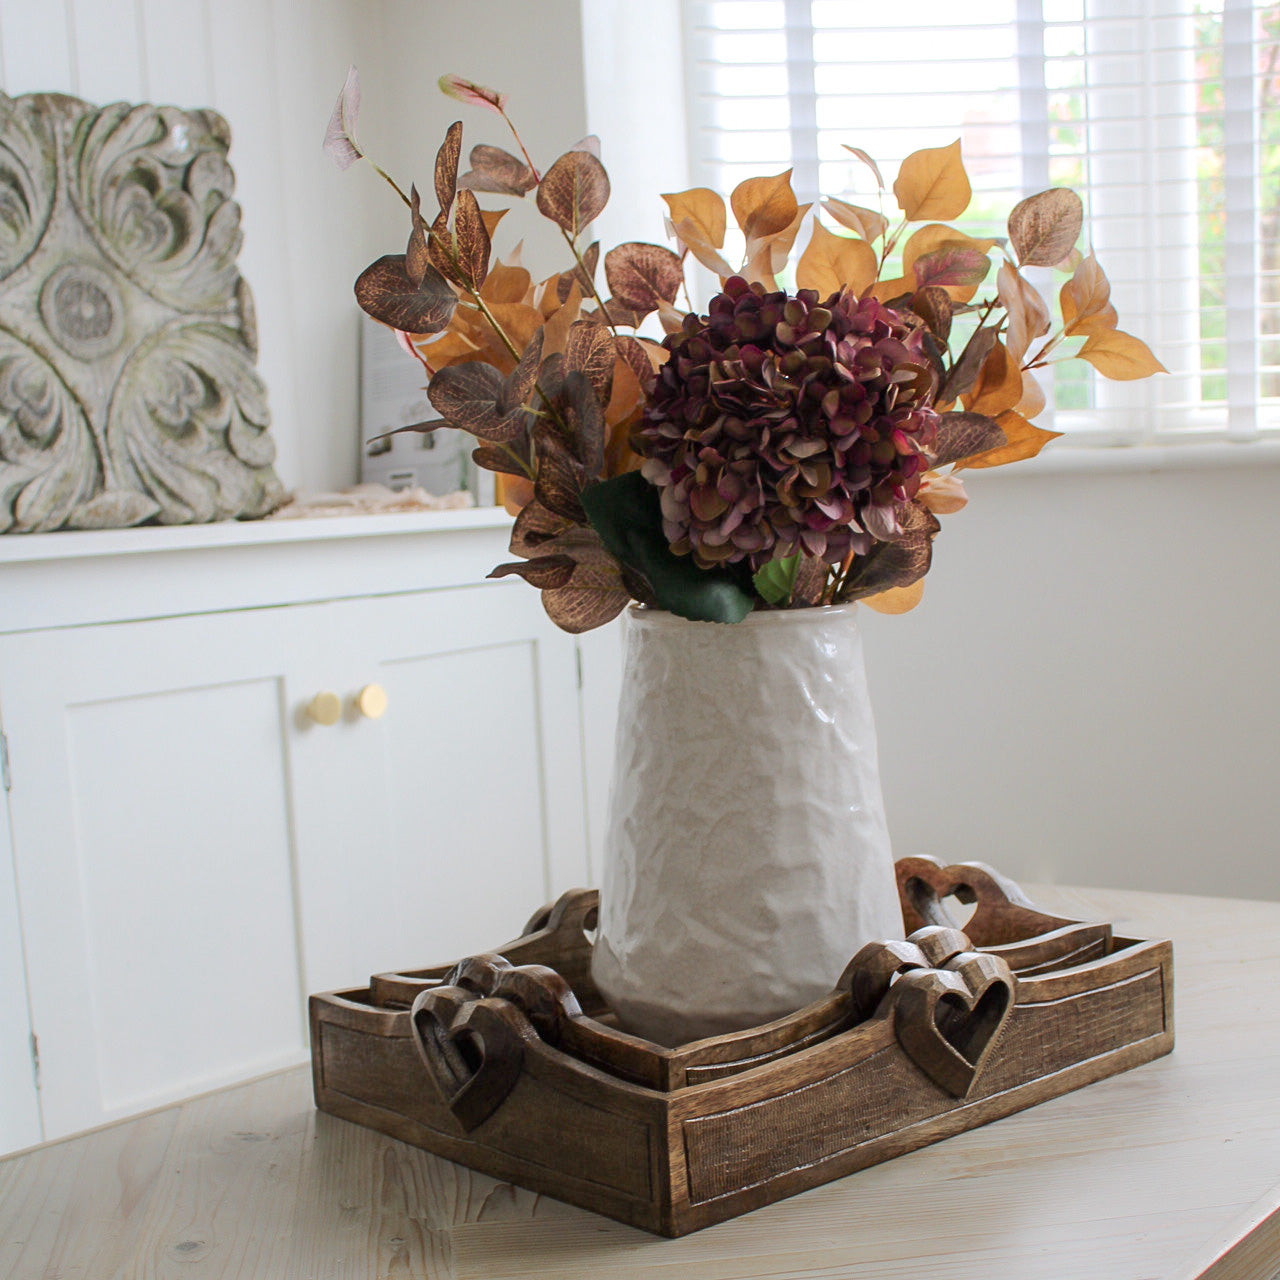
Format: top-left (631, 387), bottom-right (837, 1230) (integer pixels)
top-left (0, 92), bottom-right (283, 532)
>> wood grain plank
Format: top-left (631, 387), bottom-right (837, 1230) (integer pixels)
top-left (119, 1068), bottom-right (310, 1278)
top-left (0, 1106), bottom-right (180, 1279)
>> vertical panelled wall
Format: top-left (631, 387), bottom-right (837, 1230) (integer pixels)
top-left (0, 0), bottom-right (393, 494)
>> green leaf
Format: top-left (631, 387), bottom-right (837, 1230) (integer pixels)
top-left (753, 552), bottom-right (802, 605)
top-left (581, 471), bottom-right (754, 624)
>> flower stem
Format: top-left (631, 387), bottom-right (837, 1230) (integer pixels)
top-left (555, 226), bottom-right (619, 336)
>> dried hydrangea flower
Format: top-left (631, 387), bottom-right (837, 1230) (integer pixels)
top-left (636, 276), bottom-right (940, 569)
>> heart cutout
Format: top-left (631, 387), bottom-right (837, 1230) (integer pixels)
top-left (411, 989), bottom-right (525, 1131)
top-left (892, 952), bottom-right (1014, 1097)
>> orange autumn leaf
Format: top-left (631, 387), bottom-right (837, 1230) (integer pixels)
top-left (862, 579), bottom-right (925, 614)
top-left (822, 197), bottom-right (889, 243)
top-left (796, 222), bottom-right (878, 297)
top-left (479, 258), bottom-right (532, 304)
top-left (479, 207), bottom-right (508, 239)
top-left (955, 410), bottom-right (1061, 470)
top-left (661, 187), bottom-right (726, 248)
top-left (1060, 254), bottom-right (1114, 335)
top-left (893, 140), bottom-right (971, 222)
top-left (668, 214), bottom-right (735, 277)
top-left (730, 170), bottom-right (798, 241)
top-left (917, 471), bottom-right (968, 515)
top-left (866, 274), bottom-right (910, 303)
top-left (540, 284), bottom-right (582, 356)
top-left (963, 340), bottom-right (1023, 417)
top-left (1078, 329), bottom-right (1168, 380)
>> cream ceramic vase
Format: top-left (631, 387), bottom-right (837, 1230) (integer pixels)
top-left (590, 603), bottom-right (905, 1046)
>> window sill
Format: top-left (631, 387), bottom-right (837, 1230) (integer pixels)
top-left (968, 437), bottom-right (1280, 479)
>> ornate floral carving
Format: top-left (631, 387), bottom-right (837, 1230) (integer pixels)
top-left (0, 91), bottom-right (281, 532)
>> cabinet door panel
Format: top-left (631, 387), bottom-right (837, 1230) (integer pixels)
top-left (0, 608), bottom-right (332, 1139)
top-left (326, 584), bottom-right (591, 974)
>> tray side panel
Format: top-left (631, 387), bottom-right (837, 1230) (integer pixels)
top-left (312, 1004), bottom-right (665, 1233)
top-left (671, 946), bottom-right (1173, 1232)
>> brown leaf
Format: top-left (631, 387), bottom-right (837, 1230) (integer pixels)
top-left (912, 244), bottom-right (991, 291)
top-left (488, 556), bottom-right (576, 588)
top-left (956, 410), bottom-right (1061, 470)
top-left (536, 149), bottom-right (610, 239)
top-left (603, 242), bottom-right (684, 313)
top-left (538, 529), bottom-right (631, 633)
top-left (532, 423), bottom-right (588, 521)
top-left (428, 362), bottom-right (522, 441)
top-left (867, 275), bottom-right (911, 305)
top-left (562, 369), bottom-right (606, 476)
top-left (563, 321), bottom-right (615, 407)
top-left (406, 187), bottom-right (430, 287)
top-left (836, 502), bottom-right (941, 602)
top-left (730, 170), bottom-right (798, 240)
top-left (583, 298), bottom-right (646, 328)
top-left (502, 329), bottom-right (544, 413)
top-left (940, 325), bottom-right (997, 403)
top-left (964, 340), bottom-right (1024, 418)
top-left (435, 121), bottom-right (462, 215)
top-left (795, 223), bottom-right (878, 297)
top-left (931, 411), bottom-right (1007, 468)
top-left (458, 144), bottom-right (537, 196)
top-left (614, 334), bottom-right (657, 392)
top-left (661, 188), bottom-right (726, 247)
top-left (1078, 329), bottom-right (1168, 380)
top-left (821, 198), bottom-right (888, 242)
top-left (472, 443), bottom-right (532, 477)
top-left (453, 189), bottom-right (491, 289)
top-left (1016, 369), bottom-right (1046, 418)
top-left (484, 302), bottom-right (543, 359)
top-left (911, 286), bottom-right (952, 342)
top-left (893, 141), bottom-right (970, 222)
top-left (1008, 188), bottom-right (1083, 268)
top-left (355, 255), bottom-right (458, 335)
top-left (901, 225), bottom-right (997, 303)
top-left (557, 241), bottom-right (600, 304)
top-left (997, 261), bottom-right (1051, 362)
top-left (510, 500), bottom-right (571, 556)
top-left (428, 209), bottom-right (464, 287)
top-left (792, 554), bottom-right (828, 606)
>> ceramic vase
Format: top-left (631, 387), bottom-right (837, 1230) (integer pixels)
top-left (590, 603), bottom-right (904, 1046)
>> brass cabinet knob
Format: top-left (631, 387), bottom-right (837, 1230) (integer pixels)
top-left (355, 684), bottom-right (388, 719)
top-left (306, 691), bottom-right (342, 726)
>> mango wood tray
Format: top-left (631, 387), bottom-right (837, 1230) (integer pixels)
top-left (309, 857), bottom-right (1174, 1237)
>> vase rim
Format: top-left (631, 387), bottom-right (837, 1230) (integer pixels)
top-left (625, 602), bottom-right (860, 629)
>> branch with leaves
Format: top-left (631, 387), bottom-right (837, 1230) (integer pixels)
top-left (326, 67), bottom-right (1164, 633)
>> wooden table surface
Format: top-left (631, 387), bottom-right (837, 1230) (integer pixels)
top-left (2, 885), bottom-right (1279, 1280)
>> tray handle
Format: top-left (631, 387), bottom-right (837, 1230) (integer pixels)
top-left (896, 856), bottom-right (1077, 945)
top-left (841, 924), bottom-right (1016, 1098)
top-left (409, 952), bottom-right (581, 1131)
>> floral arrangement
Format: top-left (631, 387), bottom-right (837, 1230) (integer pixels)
top-left (327, 69), bottom-right (1164, 632)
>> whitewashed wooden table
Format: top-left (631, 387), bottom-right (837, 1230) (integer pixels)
top-left (2, 886), bottom-right (1279, 1280)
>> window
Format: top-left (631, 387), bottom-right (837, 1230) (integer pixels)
top-left (681, 0), bottom-right (1279, 445)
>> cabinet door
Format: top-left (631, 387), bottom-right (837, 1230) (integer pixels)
top-left (316, 582), bottom-right (592, 975)
top-left (0, 606), bottom-right (340, 1140)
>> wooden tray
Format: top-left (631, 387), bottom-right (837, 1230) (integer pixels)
top-left (309, 857), bottom-right (1174, 1237)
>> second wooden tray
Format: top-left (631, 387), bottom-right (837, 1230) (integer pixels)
top-left (310, 857), bottom-right (1174, 1237)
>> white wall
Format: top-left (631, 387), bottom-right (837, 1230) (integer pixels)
top-left (862, 457), bottom-right (1280, 902)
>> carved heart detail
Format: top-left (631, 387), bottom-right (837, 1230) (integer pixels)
top-left (410, 989), bottom-right (527, 1132)
top-left (892, 952), bottom-right (1015, 1097)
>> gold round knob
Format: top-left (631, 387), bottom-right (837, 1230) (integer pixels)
top-left (355, 684), bottom-right (388, 719)
top-left (306, 691), bottom-right (342, 726)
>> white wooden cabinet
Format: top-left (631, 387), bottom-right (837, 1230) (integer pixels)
top-left (0, 511), bottom-right (621, 1149)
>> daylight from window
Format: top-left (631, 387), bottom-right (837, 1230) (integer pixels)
top-left (686, 0), bottom-right (1278, 443)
